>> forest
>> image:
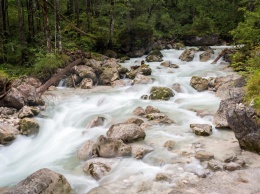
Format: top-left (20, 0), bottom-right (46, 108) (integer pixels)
top-left (0, 0), bottom-right (260, 109)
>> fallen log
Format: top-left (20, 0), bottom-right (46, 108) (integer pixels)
top-left (36, 58), bottom-right (83, 94)
top-left (211, 48), bottom-right (228, 64)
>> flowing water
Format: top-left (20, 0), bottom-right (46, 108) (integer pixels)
top-left (1, 48), bottom-right (258, 193)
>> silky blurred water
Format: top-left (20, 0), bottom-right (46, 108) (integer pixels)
top-left (0, 48), bottom-right (235, 193)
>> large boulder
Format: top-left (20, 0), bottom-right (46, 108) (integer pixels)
top-left (71, 65), bottom-right (97, 84)
top-left (0, 83), bottom-right (44, 109)
top-left (179, 48), bottom-right (197, 62)
top-left (149, 86), bottom-right (174, 100)
top-left (0, 107), bottom-right (16, 115)
top-left (227, 104), bottom-right (260, 154)
top-left (133, 74), bottom-right (154, 85)
top-left (12, 77), bottom-right (42, 88)
top-left (190, 76), bottom-right (208, 92)
top-left (133, 107), bottom-right (146, 116)
top-left (19, 118), bottom-right (40, 136)
top-left (77, 140), bottom-right (98, 161)
top-left (86, 116), bottom-right (106, 129)
top-left (145, 50), bottom-right (163, 62)
top-left (213, 97), bottom-right (242, 129)
top-left (4, 168), bottom-right (73, 194)
top-left (107, 123), bottom-right (146, 143)
top-left (18, 106), bottom-right (39, 118)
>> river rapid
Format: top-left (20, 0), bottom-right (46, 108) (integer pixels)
top-left (1, 48), bottom-right (260, 194)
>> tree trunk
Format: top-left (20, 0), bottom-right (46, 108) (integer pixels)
top-left (0, 0), bottom-right (6, 62)
top-left (86, 0), bottom-right (91, 31)
top-left (17, 0), bottom-right (26, 63)
top-left (37, 58), bottom-right (83, 94)
top-left (27, 0), bottom-right (35, 42)
top-left (33, 0), bottom-right (41, 33)
top-left (108, 0), bottom-right (115, 49)
top-left (55, 0), bottom-right (62, 53)
top-left (42, 0), bottom-right (52, 52)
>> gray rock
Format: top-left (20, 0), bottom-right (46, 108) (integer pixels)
top-left (83, 158), bottom-right (116, 180)
top-left (190, 124), bottom-right (212, 136)
top-left (179, 48), bottom-right (197, 62)
top-left (146, 113), bottom-right (174, 124)
top-left (227, 104), bottom-right (260, 154)
top-left (190, 76), bottom-right (208, 92)
top-left (133, 107), bottom-right (146, 116)
top-left (172, 83), bottom-right (182, 93)
top-left (199, 49), bottom-right (214, 62)
top-left (96, 135), bottom-right (132, 158)
top-left (0, 107), bottom-right (16, 115)
top-left (4, 168), bottom-right (72, 194)
top-left (18, 106), bottom-right (35, 118)
top-left (130, 143), bottom-right (154, 159)
top-left (111, 79), bottom-right (127, 87)
top-left (223, 162), bottom-right (242, 171)
top-left (107, 123), bottom-right (146, 143)
top-left (0, 124), bottom-right (18, 145)
top-left (155, 173), bottom-right (171, 182)
top-left (77, 140), bottom-right (98, 161)
top-left (145, 105), bottom-right (160, 114)
top-left (133, 74), bottom-right (153, 85)
top-left (213, 97), bottom-right (242, 129)
top-left (125, 117), bottom-right (144, 126)
top-left (146, 50), bottom-right (163, 62)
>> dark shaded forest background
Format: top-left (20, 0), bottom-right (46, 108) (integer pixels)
top-left (0, 0), bottom-right (260, 110)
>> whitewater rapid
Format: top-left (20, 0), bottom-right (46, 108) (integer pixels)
top-left (0, 48), bottom-right (240, 193)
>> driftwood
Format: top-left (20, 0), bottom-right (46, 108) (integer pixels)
top-left (36, 58), bottom-right (83, 94)
top-left (211, 48), bottom-right (228, 64)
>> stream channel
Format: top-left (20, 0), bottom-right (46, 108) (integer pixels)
top-left (1, 47), bottom-right (260, 194)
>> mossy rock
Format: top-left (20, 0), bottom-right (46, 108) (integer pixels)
top-left (19, 118), bottom-right (40, 136)
top-left (146, 50), bottom-right (163, 62)
top-left (149, 87), bottom-right (174, 100)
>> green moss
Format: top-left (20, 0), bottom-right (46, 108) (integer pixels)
top-left (149, 87), bottom-right (174, 101)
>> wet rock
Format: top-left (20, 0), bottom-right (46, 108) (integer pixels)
top-left (226, 104), bottom-right (260, 154)
top-left (195, 150), bottom-right (214, 161)
top-left (208, 159), bottom-right (223, 171)
top-left (48, 86), bottom-right (57, 91)
top-left (145, 105), bottom-right (160, 114)
top-left (224, 156), bottom-right (245, 166)
top-left (0, 124), bottom-right (18, 145)
top-left (19, 118), bottom-right (40, 136)
top-left (126, 64), bottom-right (152, 79)
top-left (179, 48), bottom-right (197, 62)
top-left (107, 123), bottom-right (146, 143)
top-left (213, 97), bottom-right (242, 129)
top-left (118, 66), bottom-right (129, 75)
top-left (164, 140), bottom-right (176, 150)
top-left (146, 113), bottom-right (174, 124)
top-left (190, 124), bottom-right (212, 136)
top-left (0, 107), bottom-right (16, 115)
top-left (99, 67), bottom-right (119, 85)
top-left (12, 76), bottom-right (42, 88)
top-left (199, 49), bottom-right (214, 62)
top-left (111, 79), bottom-right (127, 87)
top-left (77, 140), bottom-right (98, 161)
top-left (149, 86), bottom-right (174, 100)
top-left (83, 158), bottom-right (115, 180)
top-left (172, 83), bottom-right (182, 93)
top-left (125, 117), bottom-right (144, 126)
top-left (145, 50), bottom-right (163, 62)
top-left (80, 78), bottom-right (94, 89)
top-left (141, 95), bottom-right (149, 100)
top-left (133, 107), bottom-right (146, 116)
top-left (130, 143), bottom-right (154, 159)
top-left (72, 65), bottom-right (97, 82)
top-left (86, 116), bottom-right (106, 129)
top-left (223, 162), bottom-right (242, 171)
top-left (18, 106), bottom-right (35, 118)
top-left (184, 35), bottom-right (219, 46)
top-left (194, 169), bottom-right (207, 178)
top-left (160, 61), bottom-right (179, 68)
top-left (190, 76), bottom-right (208, 92)
top-left (133, 74), bottom-right (153, 85)
top-left (97, 135), bottom-right (132, 158)
top-left (4, 168), bottom-right (72, 194)
top-left (155, 173), bottom-right (171, 182)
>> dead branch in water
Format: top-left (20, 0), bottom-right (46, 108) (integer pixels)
top-left (37, 58), bottom-right (84, 95)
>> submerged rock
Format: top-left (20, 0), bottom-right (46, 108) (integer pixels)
top-left (133, 107), bottom-right (146, 116)
top-left (146, 50), bottom-right (163, 62)
top-left (145, 105), bottom-right (160, 114)
top-left (0, 124), bottom-right (18, 145)
top-left (199, 49), bottom-right (214, 62)
top-left (146, 113), bottom-right (174, 124)
top-left (4, 168), bottom-right (73, 194)
top-left (85, 116), bottom-right (106, 129)
top-left (164, 140), bottom-right (176, 150)
top-left (133, 74), bottom-right (154, 85)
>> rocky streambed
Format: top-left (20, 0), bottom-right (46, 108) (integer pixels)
top-left (1, 47), bottom-right (260, 194)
